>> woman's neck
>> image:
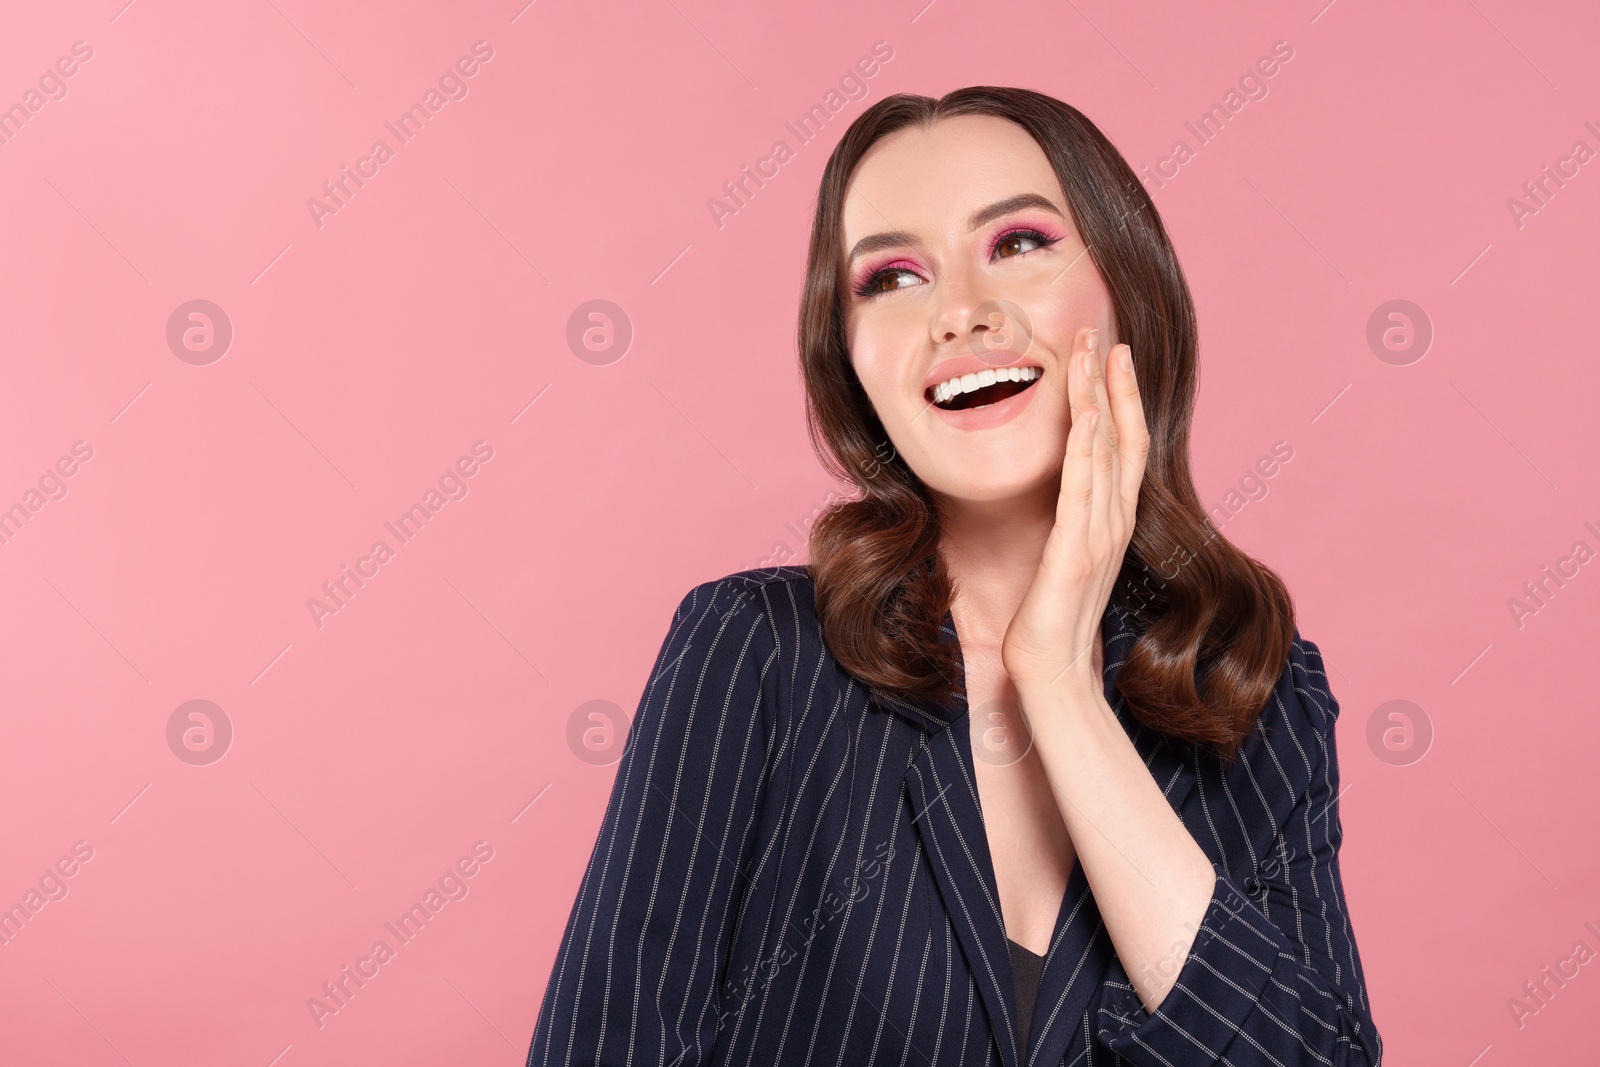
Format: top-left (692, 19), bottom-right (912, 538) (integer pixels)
top-left (934, 486), bottom-right (1057, 649)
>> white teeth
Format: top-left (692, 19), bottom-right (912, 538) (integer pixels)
top-left (932, 365), bottom-right (1040, 404)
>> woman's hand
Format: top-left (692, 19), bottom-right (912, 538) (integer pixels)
top-left (1001, 325), bottom-right (1150, 699)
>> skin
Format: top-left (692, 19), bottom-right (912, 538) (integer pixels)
top-left (841, 114), bottom-right (1215, 1014)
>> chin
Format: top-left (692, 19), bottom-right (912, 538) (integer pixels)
top-left (924, 465), bottom-right (1057, 506)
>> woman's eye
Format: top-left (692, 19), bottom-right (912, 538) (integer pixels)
top-left (858, 268), bottom-right (923, 297)
top-left (994, 230), bottom-right (1051, 259)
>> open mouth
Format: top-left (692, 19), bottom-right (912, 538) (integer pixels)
top-left (927, 367), bottom-right (1044, 411)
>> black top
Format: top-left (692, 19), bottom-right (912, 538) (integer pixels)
top-left (1006, 937), bottom-right (1047, 1060)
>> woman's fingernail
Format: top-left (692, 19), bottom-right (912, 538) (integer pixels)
top-left (1085, 327), bottom-right (1099, 353)
top-left (1118, 345), bottom-right (1132, 371)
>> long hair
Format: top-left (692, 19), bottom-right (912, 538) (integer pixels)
top-left (798, 86), bottom-right (1294, 759)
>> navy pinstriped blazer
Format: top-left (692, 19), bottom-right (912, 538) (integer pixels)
top-left (526, 566), bottom-right (1382, 1066)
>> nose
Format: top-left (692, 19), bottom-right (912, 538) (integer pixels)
top-left (928, 263), bottom-right (995, 351)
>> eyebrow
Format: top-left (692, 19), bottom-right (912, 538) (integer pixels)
top-left (845, 193), bottom-right (1064, 263)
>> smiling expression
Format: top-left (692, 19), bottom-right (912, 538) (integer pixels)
top-left (842, 114), bottom-right (1118, 506)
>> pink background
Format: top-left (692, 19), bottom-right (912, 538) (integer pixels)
top-left (2, 0), bottom-right (1597, 1063)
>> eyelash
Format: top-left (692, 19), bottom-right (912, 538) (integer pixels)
top-left (851, 226), bottom-right (1063, 299)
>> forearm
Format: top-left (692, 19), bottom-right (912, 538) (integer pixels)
top-left (1021, 683), bottom-right (1216, 1014)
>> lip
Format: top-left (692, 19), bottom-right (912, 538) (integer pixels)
top-left (920, 352), bottom-right (1044, 399)
top-left (921, 355), bottom-right (1043, 435)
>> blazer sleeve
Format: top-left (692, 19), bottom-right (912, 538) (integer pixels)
top-left (526, 578), bottom-right (781, 1067)
top-left (1093, 634), bottom-right (1383, 1066)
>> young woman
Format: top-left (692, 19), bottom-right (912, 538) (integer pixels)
top-left (526, 87), bottom-right (1381, 1067)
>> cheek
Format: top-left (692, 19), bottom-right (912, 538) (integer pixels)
top-left (1027, 273), bottom-right (1113, 356)
top-left (846, 330), bottom-right (903, 415)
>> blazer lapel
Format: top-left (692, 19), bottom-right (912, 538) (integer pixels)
top-left (905, 721), bottom-right (1021, 1067)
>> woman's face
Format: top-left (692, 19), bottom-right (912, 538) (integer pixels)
top-left (841, 114), bottom-right (1117, 507)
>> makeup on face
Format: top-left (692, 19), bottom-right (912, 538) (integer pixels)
top-left (922, 369), bottom-right (1046, 431)
top-left (845, 196), bottom-right (1072, 430)
top-left (847, 216), bottom-right (1068, 300)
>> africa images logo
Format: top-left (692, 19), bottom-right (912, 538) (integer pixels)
top-left (305, 41), bottom-right (496, 230)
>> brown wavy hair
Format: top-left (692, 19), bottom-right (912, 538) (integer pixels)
top-left (798, 86), bottom-right (1295, 759)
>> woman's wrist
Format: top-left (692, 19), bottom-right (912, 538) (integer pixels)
top-left (1011, 671), bottom-right (1104, 721)
top-left (1014, 677), bottom-right (1120, 754)
top-left (1002, 619), bottom-right (1106, 702)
